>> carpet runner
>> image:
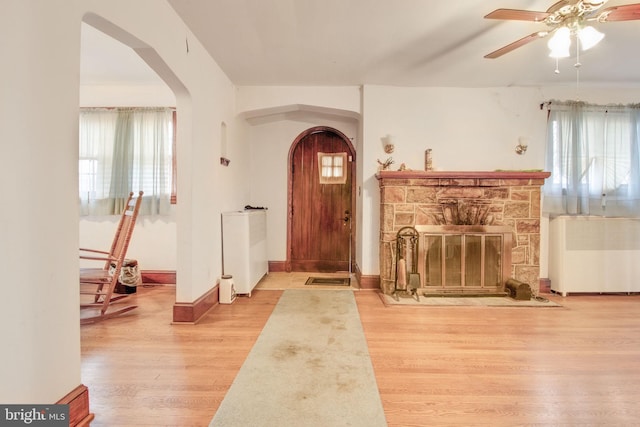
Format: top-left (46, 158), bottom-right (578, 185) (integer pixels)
top-left (209, 289), bottom-right (387, 426)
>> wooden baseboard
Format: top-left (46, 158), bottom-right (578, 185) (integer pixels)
top-left (268, 261), bottom-right (287, 272)
top-left (141, 270), bottom-right (176, 284)
top-left (172, 285), bottom-right (219, 324)
top-left (539, 277), bottom-right (551, 294)
top-left (355, 265), bottom-right (380, 290)
top-left (57, 384), bottom-right (94, 427)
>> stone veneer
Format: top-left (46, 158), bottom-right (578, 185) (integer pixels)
top-left (376, 170), bottom-right (550, 295)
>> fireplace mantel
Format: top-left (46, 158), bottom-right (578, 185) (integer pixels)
top-left (376, 170), bottom-right (550, 183)
top-left (376, 169), bottom-right (550, 296)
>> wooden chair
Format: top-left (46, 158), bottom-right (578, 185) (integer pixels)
top-left (79, 191), bottom-right (136, 270)
top-left (79, 191), bottom-right (143, 324)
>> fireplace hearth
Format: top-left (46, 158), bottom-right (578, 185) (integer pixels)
top-left (377, 170), bottom-right (550, 296)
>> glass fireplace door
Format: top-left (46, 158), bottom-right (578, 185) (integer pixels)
top-left (421, 229), bottom-right (507, 294)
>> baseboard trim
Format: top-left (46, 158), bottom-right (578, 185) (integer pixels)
top-left (356, 265), bottom-right (380, 290)
top-left (268, 261), bottom-right (287, 272)
top-left (57, 384), bottom-right (94, 427)
top-left (539, 277), bottom-right (551, 294)
top-left (141, 270), bottom-right (176, 284)
top-left (172, 285), bottom-right (219, 324)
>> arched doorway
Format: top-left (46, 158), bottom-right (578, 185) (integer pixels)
top-left (287, 126), bottom-right (356, 273)
top-left (79, 17), bottom-right (183, 289)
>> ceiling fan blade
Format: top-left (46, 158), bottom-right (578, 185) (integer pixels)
top-left (484, 32), bottom-right (547, 59)
top-left (598, 3), bottom-right (640, 21)
top-left (484, 8), bottom-right (550, 21)
top-left (546, 0), bottom-right (570, 13)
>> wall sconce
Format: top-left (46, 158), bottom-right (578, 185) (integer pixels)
top-left (382, 134), bottom-right (395, 154)
top-left (515, 137), bottom-right (529, 155)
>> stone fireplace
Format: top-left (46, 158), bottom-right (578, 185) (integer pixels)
top-left (376, 170), bottom-right (550, 296)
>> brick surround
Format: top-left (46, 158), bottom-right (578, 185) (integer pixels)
top-left (376, 170), bottom-right (550, 295)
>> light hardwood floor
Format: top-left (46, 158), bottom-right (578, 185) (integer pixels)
top-left (81, 274), bottom-right (640, 426)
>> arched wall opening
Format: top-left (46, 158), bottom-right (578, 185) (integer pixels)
top-left (79, 14), bottom-right (189, 303)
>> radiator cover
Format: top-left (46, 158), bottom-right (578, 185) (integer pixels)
top-left (549, 216), bottom-right (640, 296)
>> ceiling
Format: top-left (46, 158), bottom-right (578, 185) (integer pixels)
top-left (81, 0), bottom-right (640, 88)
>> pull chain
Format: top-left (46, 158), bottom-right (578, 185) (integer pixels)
top-left (574, 37), bottom-right (581, 101)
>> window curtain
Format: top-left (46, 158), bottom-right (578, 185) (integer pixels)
top-left (543, 101), bottom-right (640, 217)
top-left (79, 107), bottom-right (173, 216)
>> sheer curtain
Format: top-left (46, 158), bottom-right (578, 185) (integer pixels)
top-left (79, 107), bottom-right (173, 216)
top-left (543, 101), bottom-right (640, 217)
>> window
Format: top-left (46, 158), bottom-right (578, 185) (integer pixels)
top-left (543, 101), bottom-right (640, 217)
top-left (317, 152), bottom-right (347, 184)
top-left (79, 107), bottom-right (175, 216)
top-left (78, 157), bottom-right (98, 201)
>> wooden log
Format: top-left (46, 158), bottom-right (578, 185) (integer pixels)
top-left (505, 278), bottom-right (532, 301)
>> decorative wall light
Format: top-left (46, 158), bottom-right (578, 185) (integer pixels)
top-left (515, 137), bottom-right (529, 155)
top-left (382, 135), bottom-right (395, 154)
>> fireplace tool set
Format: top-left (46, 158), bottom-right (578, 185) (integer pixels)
top-left (394, 226), bottom-right (420, 301)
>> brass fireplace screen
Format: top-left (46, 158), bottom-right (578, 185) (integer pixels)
top-left (397, 225), bottom-right (512, 295)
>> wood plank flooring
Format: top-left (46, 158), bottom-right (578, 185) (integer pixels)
top-left (81, 278), bottom-right (640, 426)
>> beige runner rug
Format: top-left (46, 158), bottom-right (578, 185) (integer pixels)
top-left (209, 289), bottom-right (387, 427)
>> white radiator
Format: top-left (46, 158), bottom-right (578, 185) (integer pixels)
top-left (221, 210), bottom-right (268, 296)
top-left (549, 215), bottom-right (640, 296)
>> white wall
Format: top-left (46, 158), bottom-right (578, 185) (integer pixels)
top-left (81, 0), bottom-right (247, 303)
top-left (0, 0), bottom-right (245, 404)
top-left (80, 84), bottom-right (175, 107)
top-left (236, 86), bottom-right (361, 113)
top-left (79, 215), bottom-right (177, 270)
top-left (1, 0), bottom-right (83, 404)
top-left (361, 86), bottom-right (548, 173)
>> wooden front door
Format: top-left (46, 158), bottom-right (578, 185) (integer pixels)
top-left (288, 127), bottom-right (355, 272)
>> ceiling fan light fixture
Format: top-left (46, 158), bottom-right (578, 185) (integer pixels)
top-left (548, 27), bottom-right (572, 58)
top-left (578, 25), bottom-right (605, 50)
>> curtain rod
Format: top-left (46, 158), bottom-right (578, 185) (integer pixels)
top-left (540, 100), bottom-right (640, 110)
top-left (80, 106), bottom-right (176, 111)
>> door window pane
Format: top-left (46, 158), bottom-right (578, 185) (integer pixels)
top-left (317, 152), bottom-right (347, 184)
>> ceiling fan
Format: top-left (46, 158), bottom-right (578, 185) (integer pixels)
top-left (484, 0), bottom-right (640, 58)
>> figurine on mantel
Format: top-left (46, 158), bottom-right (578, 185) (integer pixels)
top-left (425, 149), bottom-right (433, 171)
top-left (377, 157), bottom-right (394, 171)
